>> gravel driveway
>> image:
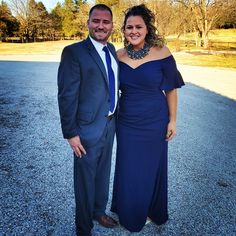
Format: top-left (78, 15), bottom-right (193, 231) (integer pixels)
top-left (0, 60), bottom-right (236, 236)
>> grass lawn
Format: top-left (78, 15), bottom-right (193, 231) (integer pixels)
top-left (173, 52), bottom-right (236, 69)
top-left (0, 40), bottom-right (75, 55)
top-left (0, 29), bottom-right (236, 69)
top-left (166, 29), bottom-right (236, 51)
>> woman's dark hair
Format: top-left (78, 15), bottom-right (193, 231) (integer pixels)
top-left (122, 4), bottom-right (164, 48)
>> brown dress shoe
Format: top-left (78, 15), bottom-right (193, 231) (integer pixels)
top-left (96, 215), bottom-right (118, 228)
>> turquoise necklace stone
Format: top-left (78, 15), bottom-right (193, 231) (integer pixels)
top-left (126, 43), bottom-right (151, 60)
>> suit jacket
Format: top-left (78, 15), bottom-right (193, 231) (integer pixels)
top-left (57, 37), bottom-right (118, 147)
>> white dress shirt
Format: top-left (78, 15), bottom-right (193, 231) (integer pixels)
top-left (89, 36), bottom-right (118, 115)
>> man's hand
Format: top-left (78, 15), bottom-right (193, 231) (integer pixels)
top-left (67, 136), bottom-right (86, 158)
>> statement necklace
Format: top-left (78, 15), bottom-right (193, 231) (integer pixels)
top-left (126, 43), bottom-right (151, 60)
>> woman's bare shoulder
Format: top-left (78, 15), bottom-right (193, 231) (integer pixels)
top-left (161, 45), bottom-right (172, 56)
top-left (152, 45), bottom-right (172, 59)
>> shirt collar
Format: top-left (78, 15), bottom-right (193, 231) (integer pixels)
top-left (89, 36), bottom-right (107, 52)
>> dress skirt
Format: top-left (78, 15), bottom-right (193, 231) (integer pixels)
top-left (111, 56), bottom-right (184, 232)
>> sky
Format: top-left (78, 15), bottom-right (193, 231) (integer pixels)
top-left (5, 0), bottom-right (64, 12)
top-left (39, 0), bottom-right (94, 11)
top-left (39, 0), bottom-right (64, 11)
top-left (6, 0), bottom-right (94, 12)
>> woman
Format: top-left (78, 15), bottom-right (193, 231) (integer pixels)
top-left (111, 4), bottom-right (185, 232)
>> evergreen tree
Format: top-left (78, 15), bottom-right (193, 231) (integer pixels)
top-left (0, 1), bottom-right (19, 40)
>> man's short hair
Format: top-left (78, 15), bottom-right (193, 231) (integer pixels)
top-left (89, 4), bottom-right (113, 18)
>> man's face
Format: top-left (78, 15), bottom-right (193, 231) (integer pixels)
top-left (87, 9), bottom-right (113, 44)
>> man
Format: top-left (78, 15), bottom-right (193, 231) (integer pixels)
top-left (57, 4), bottom-right (118, 236)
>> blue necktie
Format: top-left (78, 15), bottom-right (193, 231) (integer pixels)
top-left (103, 46), bottom-right (115, 113)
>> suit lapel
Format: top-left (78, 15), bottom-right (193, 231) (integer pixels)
top-left (85, 38), bottom-right (108, 84)
top-left (107, 43), bottom-right (118, 63)
top-left (84, 38), bottom-right (120, 95)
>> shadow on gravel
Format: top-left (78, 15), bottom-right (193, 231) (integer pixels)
top-left (0, 61), bottom-right (236, 236)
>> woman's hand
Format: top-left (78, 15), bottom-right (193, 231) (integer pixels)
top-left (165, 121), bottom-right (176, 141)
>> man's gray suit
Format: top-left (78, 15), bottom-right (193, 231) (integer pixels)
top-left (58, 37), bottom-right (117, 235)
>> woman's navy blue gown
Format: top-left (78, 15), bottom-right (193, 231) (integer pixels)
top-left (111, 55), bottom-right (184, 232)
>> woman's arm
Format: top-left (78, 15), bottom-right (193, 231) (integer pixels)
top-left (165, 89), bottom-right (177, 141)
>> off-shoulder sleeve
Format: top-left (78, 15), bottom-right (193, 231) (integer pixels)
top-left (160, 55), bottom-right (185, 91)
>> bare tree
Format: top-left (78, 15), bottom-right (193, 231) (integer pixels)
top-left (172, 0), bottom-right (231, 48)
top-left (8, 0), bottom-right (51, 41)
top-left (146, 0), bottom-right (175, 37)
top-left (214, 0), bottom-right (236, 28)
top-left (8, 0), bottom-right (29, 41)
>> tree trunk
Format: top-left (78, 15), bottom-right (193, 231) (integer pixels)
top-left (194, 28), bottom-right (201, 47)
top-left (202, 1), bottom-right (208, 49)
top-left (203, 31), bottom-right (208, 49)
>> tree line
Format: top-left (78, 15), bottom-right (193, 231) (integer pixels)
top-left (0, 0), bottom-right (236, 48)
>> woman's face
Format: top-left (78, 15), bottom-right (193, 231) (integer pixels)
top-left (124, 15), bottom-right (148, 50)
